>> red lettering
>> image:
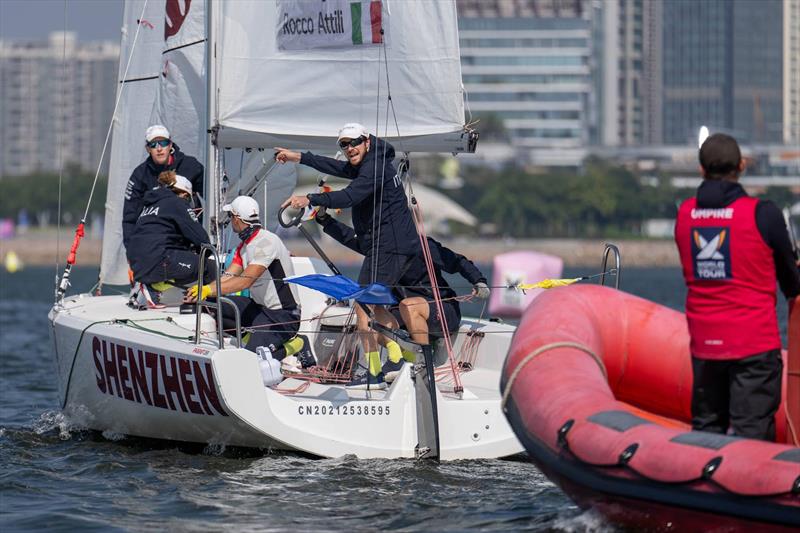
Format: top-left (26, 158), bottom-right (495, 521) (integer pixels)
top-left (116, 344), bottom-right (134, 401)
top-left (128, 348), bottom-right (152, 406)
top-left (179, 359), bottom-right (203, 414)
top-left (93, 337), bottom-right (106, 393)
top-left (160, 354), bottom-right (187, 412)
top-left (146, 352), bottom-right (168, 409)
top-left (103, 341), bottom-right (122, 397)
top-left (193, 361), bottom-right (228, 416)
top-left (165, 0), bottom-right (191, 39)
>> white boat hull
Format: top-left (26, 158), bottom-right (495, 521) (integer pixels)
top-left (49, 260), bottom-right (523, 459)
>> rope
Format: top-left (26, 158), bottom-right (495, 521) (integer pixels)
top-left (76, 0), bottom-right (151, 251)
top-left (373, 28), bottom-right (466, 390)
top-left (412, 205), bottom-right (460, 387)
top-left (501, 341), bottom-right (606, 410)
top-left (59, 319), bottom-right (116, 409)
top-left (121, 319), bottom-right (194, 340)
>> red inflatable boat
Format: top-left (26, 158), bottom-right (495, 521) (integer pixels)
top-left (502, 285), bottom-right (800, 531)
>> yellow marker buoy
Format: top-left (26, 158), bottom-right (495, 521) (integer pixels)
top-left (4, 250), bottom-right (23, 273)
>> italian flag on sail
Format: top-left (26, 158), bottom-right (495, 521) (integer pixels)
top-left (350, 1), bottom-right (383, 45)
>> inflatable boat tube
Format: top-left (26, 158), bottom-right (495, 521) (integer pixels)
top-left (502, 285), bottom-right (800, 531)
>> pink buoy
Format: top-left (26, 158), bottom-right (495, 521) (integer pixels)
top-left (0, 219), bottom-right (14, 240)
top-left (488, 251), bottom-right (563, 317)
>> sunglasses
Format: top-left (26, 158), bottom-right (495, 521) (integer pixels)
top-left (338, 136), bottom-right (365, 150)
top-left (147, 139), bottom-right (171, 149)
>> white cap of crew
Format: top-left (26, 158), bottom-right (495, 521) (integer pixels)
top-left (337, 122), bottom-right (368, 142)
top-left (222, 196), bottom-right (260, 222)
top-left (172, 174), bottom-right (192, 195)
top-left (145, 124), bottom-right (171, 142)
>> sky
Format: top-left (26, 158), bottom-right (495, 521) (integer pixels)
top-left (0, 0), bottom-right (123, 42)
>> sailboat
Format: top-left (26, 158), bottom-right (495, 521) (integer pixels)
top-left (48, 0), bottom-right (523, 460)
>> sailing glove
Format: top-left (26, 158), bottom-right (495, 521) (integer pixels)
top-left (187, 284), bottom-right (211, 301)
top-left (473, 282), bottom-right (490, 299)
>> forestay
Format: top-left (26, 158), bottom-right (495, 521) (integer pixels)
top-left (214, 0), bottom-right (473, 153)
top-left (100, 0), bottom-right (167, 286)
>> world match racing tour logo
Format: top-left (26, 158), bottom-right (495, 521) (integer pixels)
top-left (692, 227), bottom-right (732, 280)
top-left (91, 336), bottom-right (228, 416)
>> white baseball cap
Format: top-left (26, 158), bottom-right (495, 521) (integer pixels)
top-left (172, 174), bottom-right (192, 195)
top-left (222, 196), bottom-right (260, 222)
top-left (145, 124), bottom-right (171, 142)
top-left (337, 122), bottom-right (368, 142)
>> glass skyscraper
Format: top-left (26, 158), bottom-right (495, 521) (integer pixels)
top-left (662, 0), bottom-right (784, 144)
top-left (458, 0), bottom-right (592, 166)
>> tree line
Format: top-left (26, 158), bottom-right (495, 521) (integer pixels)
top-left (0, 165), bottom-right (107, 227)
top-left (0, 160), bottom-right (794, 239)
top-left (443, 158), bottom-right (796, 238)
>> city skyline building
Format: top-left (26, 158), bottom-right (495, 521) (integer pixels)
top-left (600, 0), bottom-right (662, 147)
top-left (457, 0), bottom-right (593, 166)
top-left (784, 0), bottom-right (800, 144)
top-left (0, 32), bottom-right (118, 177)
top-left (0, 3), bottom-right (795, 178)
top-left (661, 0), bottom-right (784, 145)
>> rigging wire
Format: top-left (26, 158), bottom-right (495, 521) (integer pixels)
top-left (54, 0), bottom-right (67, 300)
top-left (83, 0), bottom-right (150, 226)
top-left (56, 0), bottom-right (151, 301)
top-left (370, 32), bottom-right (383, 284)
top-left (372, 21), bottom-right (463, 391)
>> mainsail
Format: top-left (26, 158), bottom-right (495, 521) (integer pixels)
top-left (213, 0), bottom-right (473, 153)
top-left (100, 0), bottom-right (472, 285)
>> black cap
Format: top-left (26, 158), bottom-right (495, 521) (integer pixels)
top-left (699, 133), bottom-right (741, 178)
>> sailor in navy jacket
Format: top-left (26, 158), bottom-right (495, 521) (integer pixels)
top-left (123, 141), bottom-right (204, 249)
top-left (126, 185), bottom-right (211, 286)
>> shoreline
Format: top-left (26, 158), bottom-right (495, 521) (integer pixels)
top-left (0, 230), bottom-right (680, 268)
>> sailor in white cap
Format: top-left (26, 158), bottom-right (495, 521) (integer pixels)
top-left (122, 124), bottom-right (204, 250)
top-left (185, 196), bottom-right (313, 371)
top-left (274, 123), bottom-right (421, 390)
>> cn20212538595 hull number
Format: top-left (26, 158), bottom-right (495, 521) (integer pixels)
top-left (297, 404), bottom-right (390, 416)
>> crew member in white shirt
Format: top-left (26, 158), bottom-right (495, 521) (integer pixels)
top-left (185, 196), bottom-right (312, 369)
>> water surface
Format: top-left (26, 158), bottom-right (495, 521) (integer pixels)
top-left (0, 265), bottom-right (789, 531)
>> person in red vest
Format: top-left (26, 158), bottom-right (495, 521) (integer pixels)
top-left (675, 133), bottom-right (800, 441)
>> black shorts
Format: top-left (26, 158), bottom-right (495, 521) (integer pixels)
top-left (140, 249), bottom-right (216, 287)
top-left (426, 299), bottom-right (461, 336)
top-left (215, 295), bottom-right (300, 352)
top-left (357, 253), bottom-right (414, 287)
top-left (390, 298), bottom-right (461, 337)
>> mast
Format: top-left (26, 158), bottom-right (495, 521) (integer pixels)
top-left (204, 0), bottom-right (219, 246)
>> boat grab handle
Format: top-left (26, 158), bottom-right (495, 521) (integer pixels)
top-left (278, 205), bottom-right (304, 228)
top-left (195, 244), bottom-right (243, 349)
top-left (600, 243), bottom-right (621, 289)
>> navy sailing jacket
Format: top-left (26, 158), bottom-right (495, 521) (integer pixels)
top-left (126, 187), bottom-right (210, 280)
top-left (302, 136), bottom-right (420, 256)
top-left (122, 142), bottom-right (204, 249)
